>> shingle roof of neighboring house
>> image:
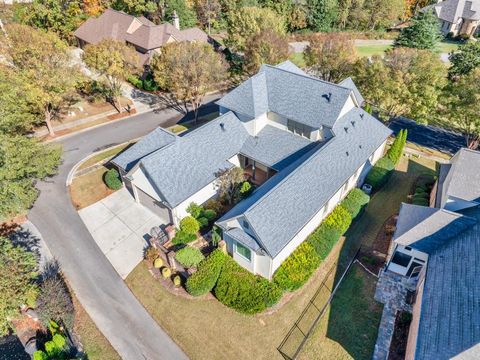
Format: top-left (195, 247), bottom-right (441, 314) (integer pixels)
top-left (393, 203), bottom-right (476, 253)
top-left (240, 125), bottom-right (317, 170)
top-left (216, 61), bottom-right (353, 129)
top-left (111, 127), bottom-right (176, 172)
top-left (338, 77), bottom-right (365, 106)
top-left (139, 112), bottom-right (250, 208)
top-left (74, 8), bottom-right (209, 51)
top-left (437, 148), bottom-right (480, 206)
top-left (425, 0), bottom-right (480, 23)
top-left (414, 205), bottom-right (480, 359)
top-left (219, 107), bottom-right (392, 257)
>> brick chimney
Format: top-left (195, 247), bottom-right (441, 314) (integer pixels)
top-left (172, 10), bottom-right (180, 30)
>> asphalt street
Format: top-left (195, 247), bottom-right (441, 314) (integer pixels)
top-left (28, 97), bottom-right (219, 360)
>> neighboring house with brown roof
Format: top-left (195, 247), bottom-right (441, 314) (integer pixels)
top-left (74, 8), bottom-right (210, 66)
top-left (423, 0), bottom-right (480, 36)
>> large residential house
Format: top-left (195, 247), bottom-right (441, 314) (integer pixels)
top-left (385, 148), bottom-right (480, 359)
top-left (112, 61), bottom-right (391, 279)
top-left (423, 0), bottom-right (480, 36)
top-left (74, 8), bottom-right (209, 66)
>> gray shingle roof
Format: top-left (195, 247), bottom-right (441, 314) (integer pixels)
top-left (240, 125), bottom-right (316, 170)
top-left (140, 112), bottom-right (250, 207)
top-left (216, 62), bottom-right (354, 129)
top-left (439, 148), bottom-right (480, 206)
top-left (415, 205), bottom-right (480, 359)
top-left (219, 107), bottom-right (391, 257)
top-left (427, 0), bottom-right (480, 23)
top-left (394, 203), bottom-right (476, 253)
top-left (111, 127), bottom-right (176, 172)
top-left (224, 227), bottom-right (261, 252)
top-left (338, 77), bottom-right (365, 106)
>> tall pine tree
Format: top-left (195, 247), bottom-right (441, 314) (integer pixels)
top-left (394, 9), bottom-right (442, 50)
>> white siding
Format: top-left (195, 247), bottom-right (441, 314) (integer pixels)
top-left (228, 154), bottom-right (241, 167)
top-left (387, 244), bottom-right (428, 276)
top-left (267, 112), bottom-right (289, 131)
top-left (131, 168), bottom-right (161, 201)
top-left (255, 253), bottom-right (272, 279)
top-left (337, 95), bottom-right (356, 119)
top-left (172, 180), bottom-right (218, 225)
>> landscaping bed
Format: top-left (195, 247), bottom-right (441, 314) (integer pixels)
top-left (388, 311), bottom-right (412, 360)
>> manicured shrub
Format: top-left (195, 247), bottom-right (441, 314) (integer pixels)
top-left (323, 205), bottom-right (352, 235)
top-left (153, 257), bottom-right (163, 268)
top-left (172, 230), bottom-right (197, 245)
top-left (365, 157), bottom-right (395, 190)
top-left (214, 257), bottom-right (282, 314)
top-left (127, 75), bottom-right (143, 89)
top-left (186, 249), bottom-right (227, 296)
top-left (103, 168), bottom-right (122, 190)
top-left (414, 188), bottom-right (428, 197)
top-left (187, 202), bottom-right (203, 219)
top-left (412, 197), bottom-right (429, 206)
top-left (273, 241), bottom-right (321, 292)
top-left (144, 246), bottom-right (159, 262)
top-left (307, 223), bottom-right (341, 260)
top-left (180, 216), bottom-right (200, 234)
top-left (197, 217), bottom-right (209, 228)
top-left (386, 129), bottom-right (408, 165)
top-left (341, 188), bottom-right (370, 219)
top-left (173, 275), bottom-right (181, 287)
top-left (203, 209), bottom-right (217, 221)
top-left (205, 199), bottom-right (224, 214)
top-left (175, 246), bottom-right (205, 268)
top-left (162, 267), bottom-right (171, 279)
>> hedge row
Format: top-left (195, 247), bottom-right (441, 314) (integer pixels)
top-left (366, 129), bottom-right (407, 191)
top-left (104, 168), bottom-right (122, 190)
top-left (341, 188), bottom-right (370, 219)
top-left (273, 191), bottom-right (368, 292)
top-left (365, 157), bottom-right (395, 190)
top-left (185, 249), bottom-right (227, 296)
top-left (214, 257), bottom-right (282, 314)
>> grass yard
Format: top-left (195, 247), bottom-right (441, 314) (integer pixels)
top-left (70, 167), bottom-right (115, 209)
top-left (355, 44), bottom-right (392, 58)
top-left (299, 264), bottom-right (383, 360)
top-left (124, 156), bottom-right (437, 360)
top-left (72, 291), bottom-right (120, 360)
top-left (78, 143), bottom-right (134, 170)
top-left (438, 40), bottom-right (460, 53)
top-left (289, 52), bottom-right (307, 68)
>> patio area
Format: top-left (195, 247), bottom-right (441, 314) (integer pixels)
top-left (373, 269), bottom-right (416, 360)
top-left (243, 165), bottom-right (269, 185)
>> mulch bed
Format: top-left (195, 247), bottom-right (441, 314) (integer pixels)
top-left (359, 215), bottom-right (398, 274)
top-left (388, 311), bottom-right (412, 360)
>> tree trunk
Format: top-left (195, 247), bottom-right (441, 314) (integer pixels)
top-left (45, 105), bottom-right (55, 137)
top-left (114, 95), bottom-right (122, 113)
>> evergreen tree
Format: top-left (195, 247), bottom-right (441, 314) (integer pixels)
top-left (448, 41), bottom-right (480, 78)
top-left (394, 9), bottom-right (442, 50)
top-left (307, 0), bottom-right (339, 32)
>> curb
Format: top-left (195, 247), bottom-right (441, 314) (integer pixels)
top-left (46, 107), bottom-right (153, 143)
top-left (66, 138), bottom-right (141, 186)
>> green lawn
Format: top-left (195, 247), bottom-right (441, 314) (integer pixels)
top-left (289, 52), bottom-right (307, 68)
top-left (78, 142), bottom-right (133, 170)
top-left (355, 44), bottom-right (392, 58)
top-left (299, 265), bottom-right (383, 360)
top-left (437, 40), bottom-right (460, 53)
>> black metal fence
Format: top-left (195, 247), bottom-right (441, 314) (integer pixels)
top-left (277, 247), bottom-right (362, 360)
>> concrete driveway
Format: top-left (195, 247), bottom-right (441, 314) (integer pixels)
top-left (79, 188), bottom-right (164, 279)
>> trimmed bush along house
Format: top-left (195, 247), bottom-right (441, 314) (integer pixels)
top-left (112, 61), bottom-right (391, 281)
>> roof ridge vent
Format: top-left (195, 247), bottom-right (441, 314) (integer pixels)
top-left (346, 151), bottom-right (349, 156)
top-left (344, 127), bottom-right (348, 133)
top-left (360, 113), bottom-right (364, 119)
top-left (351, 120), bottom-right (356, 127)
top-left (220, 122), bottom-right (225, 131)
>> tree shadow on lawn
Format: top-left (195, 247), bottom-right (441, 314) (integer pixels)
top-left (320, 158), bottom-right (436, 359)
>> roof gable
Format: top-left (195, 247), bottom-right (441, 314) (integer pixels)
top-left (394, 203), bottom-right (477, 253)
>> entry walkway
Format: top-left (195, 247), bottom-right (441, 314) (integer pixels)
top-left (78, 188), bottom-right (164, 278)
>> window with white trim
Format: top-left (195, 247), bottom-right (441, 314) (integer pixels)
top-left (235, 242), bottom-right (251, 261)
